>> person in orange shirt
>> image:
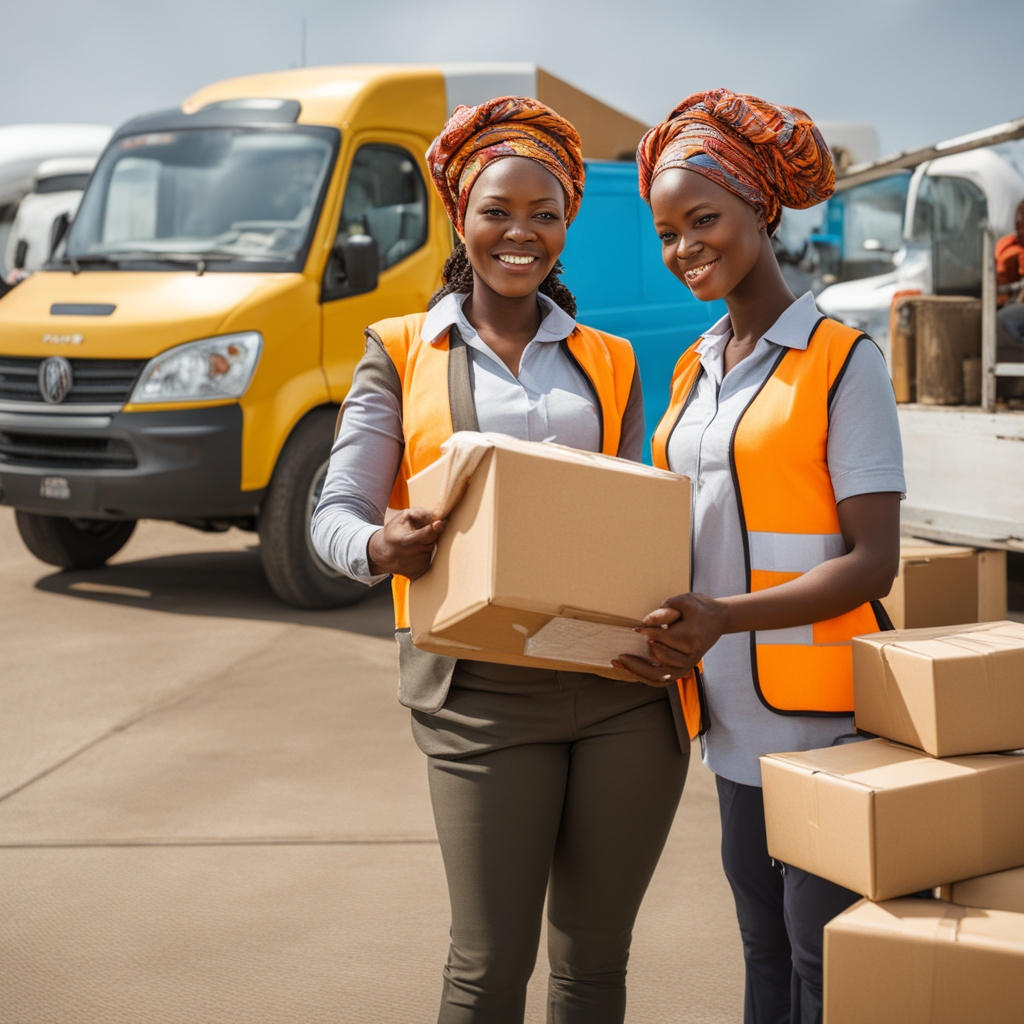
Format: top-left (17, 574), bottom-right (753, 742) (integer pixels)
top-left (996, 198), bottom-right (1024, 352)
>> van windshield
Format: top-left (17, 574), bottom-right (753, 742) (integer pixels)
top-left (60, 127), bottom-right (336, 271)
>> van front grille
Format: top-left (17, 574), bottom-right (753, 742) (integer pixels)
top-left (0, 430), bottom-right (137, 469)
top-left (0, 357), bottom-right (146, 406)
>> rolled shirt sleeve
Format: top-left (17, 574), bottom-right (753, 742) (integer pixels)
top-left (827, 339), bottom-right (906, 503)
top-left (310, 335), bottom-right (403, 585)
top-left (616, 361), bottom-right (646, 463)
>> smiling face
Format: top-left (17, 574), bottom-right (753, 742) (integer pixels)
top-left (649, 167), bottom-right (767, 302)
top-left (462, 156), bottom-right (567, 299)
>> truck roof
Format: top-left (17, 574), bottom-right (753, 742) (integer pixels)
top-left (836, 115), bottom-right (1024, 192)
top-left (176, 63), bottom-right (647, 161)
top-left (0, 124), bottom-right (111, 205)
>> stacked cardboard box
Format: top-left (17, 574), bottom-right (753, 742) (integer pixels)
top-left (882, 538), bottom-right (1006, 629)
top-left (823, 898), bottom-right (1024, 1024)
top-left (761, 620), bottom-right (1024, 1022)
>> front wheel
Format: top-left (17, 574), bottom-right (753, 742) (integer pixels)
top-left (15, 512), bottom-right (136, 569)
top-left (258, 409), bottom-right (369, 609)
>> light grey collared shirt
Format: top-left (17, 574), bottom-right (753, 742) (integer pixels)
top-left (666, 292), bottom-right (906, 786)
top-left (311, 291), bottom-right (643, 584)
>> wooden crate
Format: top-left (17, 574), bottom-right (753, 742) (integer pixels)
top-left (914, 296), bottom-right (982, 405)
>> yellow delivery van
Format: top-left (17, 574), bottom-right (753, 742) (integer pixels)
top-left (0, 65), bottom-right (646, 606)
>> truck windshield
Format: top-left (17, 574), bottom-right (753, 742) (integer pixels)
top-left (822, 172), bottom-right (912, 282)
top-left (60, 127), bottom-right (335, 271)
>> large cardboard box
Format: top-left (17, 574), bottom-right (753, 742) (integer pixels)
top-left (881, 538), bottom-right (1007, 629)
top-left (407, 433), bottom-right (691, 679)
top-left (761, 738), bottom-right (1024, 901)
top-left (824, 898), bottom-right (1024, 1024)
top-left (852, 621), bottom-right (1024, 756)
top-left (941, 866), bottom-right (1024, 914)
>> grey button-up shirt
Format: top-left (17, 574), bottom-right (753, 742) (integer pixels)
top-left (311, 291), bottom-right (644, 584)
top-left (666, 293), bottom-right (906, 786)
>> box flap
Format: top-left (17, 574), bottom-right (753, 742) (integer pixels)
top-left (831, 897), bottom-right (1024, 948)
top-left (949, 866), bottom-right (1024, 915)
top-left (763, 738), bottom-right (925, 783)
top-left (856, 620), bottom-right (1024, 649)
top-left (898, 540), bottom-right (976, 563)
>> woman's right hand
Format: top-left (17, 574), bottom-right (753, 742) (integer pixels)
top-left (367, 508), bottom-right (446, 580)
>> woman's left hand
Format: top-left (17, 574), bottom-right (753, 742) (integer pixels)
top-left (614, 592), bottom-right (730, 686)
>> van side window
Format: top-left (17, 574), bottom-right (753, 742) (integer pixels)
top-left (336, 144), bottom-right (427, 272)
top-left (925, 176), bottom-right (988, 297)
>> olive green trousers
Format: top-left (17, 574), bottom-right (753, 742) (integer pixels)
top-left (412, 660), bottom-right (689, 1024)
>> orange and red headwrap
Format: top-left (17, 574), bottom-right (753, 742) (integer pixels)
top-left (637, 89), bottom-right (835, 234)
top-left (427, 96), bottom-right (585, 237)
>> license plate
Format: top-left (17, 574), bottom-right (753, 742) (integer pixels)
top-left (40, 477), bottom-right (71, 500)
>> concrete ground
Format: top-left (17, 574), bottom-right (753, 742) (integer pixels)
top-left (0, 508), bottom-right (744, 1023)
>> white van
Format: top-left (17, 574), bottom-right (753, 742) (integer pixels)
top-left (4, 157), bottom-right (97, 280)
top-left (0, 125), bottom-right (111, 282)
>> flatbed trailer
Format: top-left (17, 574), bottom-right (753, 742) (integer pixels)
top-left (898, 404), bottom-right (1024, 551)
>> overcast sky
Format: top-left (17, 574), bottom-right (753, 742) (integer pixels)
top-left (1, 0), bottom-right (1021, 155)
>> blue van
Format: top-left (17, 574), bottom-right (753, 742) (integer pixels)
top-left (562, 160), bottom-right (726, 457)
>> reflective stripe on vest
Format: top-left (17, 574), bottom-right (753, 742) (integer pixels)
top-left (651, 318), bottom-right (882, 716)
top-left (368, 312), bottom-right (638, 632)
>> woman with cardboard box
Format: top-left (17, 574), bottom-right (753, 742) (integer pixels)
top-left (616, 90), bottom-right (907, 1024)
top-left (312, 97), bottom-right (689, 1024)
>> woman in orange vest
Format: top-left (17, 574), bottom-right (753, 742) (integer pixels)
top-left (312, 97), bottom-right (689, 1024)
top-left (615, 91), bottom-right (906, 1024)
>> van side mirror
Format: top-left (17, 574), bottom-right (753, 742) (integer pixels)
top-left (337, 233), bottom-right (379, 293)
top-left (50, 212), bottom-right (71, 258)
top-left (862, 238), bottom-right (896, 253)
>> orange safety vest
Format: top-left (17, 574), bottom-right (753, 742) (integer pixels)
top-left (651, 317), bottom-right (883, 716)
top-left (370, 310), bottom-right (636, 621)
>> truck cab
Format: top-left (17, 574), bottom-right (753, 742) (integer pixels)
top-left (0, 65), bottom-right (722, 606)
top-left (815, 147), bottom-right (1024, 360)
top-left (0, 124), bottom-right (112, 289)
top-left (5, 156), bottom-right (98, 282)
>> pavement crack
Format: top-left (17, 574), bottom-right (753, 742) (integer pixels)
top-left (0, 625), bottom-right (296, 805)
top-left (0, 836), bottom-right (439, 849)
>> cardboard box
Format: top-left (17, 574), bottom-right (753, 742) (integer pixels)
top-left (824, 897), bottom-right (1024, 1024)
top-left (941, 866), bottom-right (1024, 914)
top-left (881, 539), bottom-right (1007, 630)
top-left (407, 433), bottom-right (691, 680)
top-left (853, 621), bottom-right (1024, 756)
top-left (761, 738), bottom-right (1024, 901)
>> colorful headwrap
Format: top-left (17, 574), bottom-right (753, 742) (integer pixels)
top-left (637, 89), bottom-right (835, 234)
top-left (427, 96), bottom-right (585, 236)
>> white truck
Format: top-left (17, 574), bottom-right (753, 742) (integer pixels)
top-left (816, 119), bottom-right (1024, 551)
top-left (0, 124), bottom-right (111, 285)
top-left (4, 156), bottom-right (98, 281)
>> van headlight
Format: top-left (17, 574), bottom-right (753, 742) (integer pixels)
top-left (130, 332), bottom-right (262, 404)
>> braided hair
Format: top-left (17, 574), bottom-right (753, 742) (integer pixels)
top-left (429, 242), bottom-right (578, 318)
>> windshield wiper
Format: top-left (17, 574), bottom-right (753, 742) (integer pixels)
top-left (61, 253), bottom-right (121, 273)
top-left (60, 249), bottom-right (279, 275)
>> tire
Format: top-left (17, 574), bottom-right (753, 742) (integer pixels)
top-left (15, 512), bottom-right (136, 570)
top-left (258, 408), bottom-right (369, 609)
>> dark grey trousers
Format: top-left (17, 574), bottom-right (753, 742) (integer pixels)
top-left (412, 661), bottom-right (689, 1024)
top-left (716, 776), bottom-right (860, 1024)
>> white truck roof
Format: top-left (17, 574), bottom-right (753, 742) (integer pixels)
top-left (0, 125), bottom-right (111, 206)
top-left (32, 156), bottom-right (98, 184)
top-left (919, 148), bottom-right (1024, 235)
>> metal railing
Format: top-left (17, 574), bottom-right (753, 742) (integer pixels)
top-left (981, 223), bottom-right (1024, 413)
